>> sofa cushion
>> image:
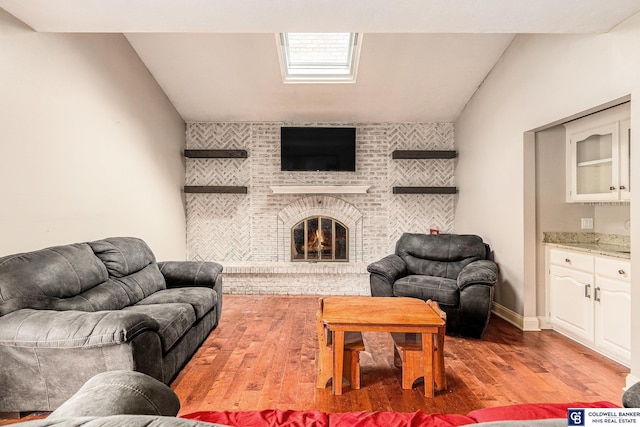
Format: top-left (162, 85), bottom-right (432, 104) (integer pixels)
top-left (393, 275), bottom-right (460, 307)
top-left (57, 280), bottom-right (136, 312)
top-left (0, 243), bottom-right (108, 315)
top-left (136, 288), bottom-right (217, 320)
top-left (89, 237), bottom-right (158, 279)
top-left (111, 264), bottom-right (167, 303)
top-left (184, 409), bottom-right (475, 427)
top-left (124, 303), bottom-right (196, 353)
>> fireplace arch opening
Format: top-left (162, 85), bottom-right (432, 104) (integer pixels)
top-left (291, 216), bottom-right (348, 262)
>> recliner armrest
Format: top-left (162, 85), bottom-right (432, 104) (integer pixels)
top-left (367, 254), bottom-right (407, 284)
top-left (158, 261), bottom-right (223, 289)
top-left (457, 260), bottom-right (498, 290)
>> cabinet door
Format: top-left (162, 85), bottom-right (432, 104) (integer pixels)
top-left (594, 276), bottom-right (630, 365)
top-left (619, 118), bottom-right (631, 201)
top-left (549, 265), bottom-right (594, 343)
top-left (566, 122), bottom-right (619, 202)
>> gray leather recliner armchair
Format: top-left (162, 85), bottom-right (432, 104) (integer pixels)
top-left (367, 233), bottom-right (498, 338)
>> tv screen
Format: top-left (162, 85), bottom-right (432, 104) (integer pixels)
top-left (281, 127), bottom-right (356, 171)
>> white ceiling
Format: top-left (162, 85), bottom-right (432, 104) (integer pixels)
top-left (2, 0), bottom-right (640, 122)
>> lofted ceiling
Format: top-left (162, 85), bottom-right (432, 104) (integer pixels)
top-left (1, 0), bottom-right (640, 122)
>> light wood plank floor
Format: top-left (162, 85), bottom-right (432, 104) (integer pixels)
top-left (171, 295), bottom-right (629, 416)
top-left (2, 294), bottom-right (628, 425)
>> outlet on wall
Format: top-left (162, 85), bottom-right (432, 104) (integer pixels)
top-left (581, 218), bottom-right (594, 230)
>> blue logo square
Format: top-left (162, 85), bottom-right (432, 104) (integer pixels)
top-left (568, 409), bottom-right (585, 426)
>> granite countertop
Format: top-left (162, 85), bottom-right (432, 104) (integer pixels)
top-left (543, 232), bottom-right (631, 260)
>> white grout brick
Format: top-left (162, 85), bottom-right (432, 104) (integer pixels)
top-left (186, 122), bottom-right (455, 295)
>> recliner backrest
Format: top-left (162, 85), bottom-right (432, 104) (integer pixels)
top-left (395, 233), bottom-right (488, 280)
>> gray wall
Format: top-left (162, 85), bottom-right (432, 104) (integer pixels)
top-left (455, 14), bottom-right (640, 382)
top-left (0, 9), bottom-right (187, 260)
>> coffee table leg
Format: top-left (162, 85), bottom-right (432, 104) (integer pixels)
top-left (434, 327), bottom-right (446, 391)
top-left (332, 330), bottom-right (345, 395)
top-left (421, 332), bottom-right (434, 398)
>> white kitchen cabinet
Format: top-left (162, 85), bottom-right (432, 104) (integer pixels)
top-left (549, 264), bottom-right (594, 343)
top-left (593, 257), bottom-right (631, 363)
top-left (547, 247), bottom-right (631, 366)
top-left (548, 249), bottom-right (595, 344)
top-left (564, 103), bottom-right (631, 202)
top-left (619, 117), bottom-right (631, 201)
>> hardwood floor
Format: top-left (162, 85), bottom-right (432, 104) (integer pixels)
top-left (1, 294), bottom-right (629, 425)
top-left (171, 295), bottom-right (629, 416)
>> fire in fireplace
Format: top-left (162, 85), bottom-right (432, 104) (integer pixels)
top-left (291, 216), bottom-right (348, 262)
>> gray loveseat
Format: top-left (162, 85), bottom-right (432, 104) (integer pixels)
top-left (367, 233), bottom-right (498, 338)
top-left (0, 237), bottom-right (223, 414)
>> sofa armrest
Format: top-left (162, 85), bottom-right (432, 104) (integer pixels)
top-left (367, 255), bottom-right (407, 284)
top-left (158, 261), bottom-right (222, 289)
top-left (457, 260), bottom-right (499, 291)
top-left (49, 370), bottom-right (180, 419)
top-left (158, 261), bottom-right (223, 325)
top-left (623, 381), bottom-right (640, 408)
top-left (0, 309), bottom-right (158, 348)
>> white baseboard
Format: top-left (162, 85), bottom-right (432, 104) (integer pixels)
top-left (491, 302), bottom-right (541, 331)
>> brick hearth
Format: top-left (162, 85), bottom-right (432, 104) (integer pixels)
top-left (221, 262), bottom-right (369, 295)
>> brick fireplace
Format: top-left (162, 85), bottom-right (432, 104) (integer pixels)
top-left (185, 122), bottom-right (456, 295)
top-left (277, 195), bottom-right (363, 263)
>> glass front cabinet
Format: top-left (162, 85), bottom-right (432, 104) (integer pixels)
top-left (564, 103), bottom-right (630, 202)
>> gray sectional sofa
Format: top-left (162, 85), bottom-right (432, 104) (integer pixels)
top-left (0, 237), bottom-right (223, 414)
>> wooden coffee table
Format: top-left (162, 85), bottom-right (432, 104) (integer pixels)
top-left (321, 296), bottom-right (446, 398)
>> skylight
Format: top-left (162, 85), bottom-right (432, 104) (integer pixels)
top-left (277, 33), bottom-right (362, 83)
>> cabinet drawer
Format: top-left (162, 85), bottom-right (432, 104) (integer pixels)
top-left (595, 257), bottom-right (631, 281)
top-left (549, 249), bottom-right (594, 273)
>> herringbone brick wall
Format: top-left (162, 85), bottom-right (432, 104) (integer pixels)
top-left (185, 122), bottom-right (455, 264)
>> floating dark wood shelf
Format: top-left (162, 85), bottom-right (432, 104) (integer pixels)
top-left (392, 150), bottom-right (457, 159)
top-left (184, 149), bottom-right (248, 159)
top-left (184, 186), bottom-right (248, 194)
top-left (393, 186), bottom-right (458, 194)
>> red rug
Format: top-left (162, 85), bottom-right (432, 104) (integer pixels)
top-left (183, 401), bottom-right (617, 426)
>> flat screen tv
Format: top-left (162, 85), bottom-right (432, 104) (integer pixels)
top-left (281, 127), bottom-right (356, 171)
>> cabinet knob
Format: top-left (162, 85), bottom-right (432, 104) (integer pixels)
top-left (565, 258), bottom-right (571, 263)
top-left (609, 186), bottom-right (616, 191)
top-left (618, 269), bottom-right (626, 275)
top-left (620, 186), bottom-right (626, 190)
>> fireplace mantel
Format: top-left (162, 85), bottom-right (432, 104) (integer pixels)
top-left (269, 185), bottom-right (370, 194)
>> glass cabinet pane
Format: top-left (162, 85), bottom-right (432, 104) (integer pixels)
top-left (575, 131), bottom-right (613, 196)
